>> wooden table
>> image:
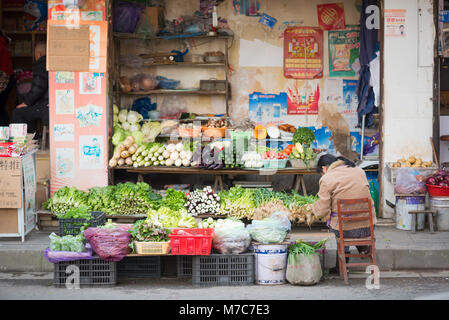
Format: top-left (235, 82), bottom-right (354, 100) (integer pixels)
top-left (114, 166), bottom-right (318, 196)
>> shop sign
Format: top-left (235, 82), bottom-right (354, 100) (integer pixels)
top-left (283, 27), bottom-right (323, 80)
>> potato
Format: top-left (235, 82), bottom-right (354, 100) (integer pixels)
top-left (405, 162), bottom-right (412, 167)
top-left (399, 158), bottom-right (406, 163)
top-left (407, 156), bottom-right (416, 164)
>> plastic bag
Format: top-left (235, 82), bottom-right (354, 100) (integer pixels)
top-left (130, 73), bottom-right (159, 92)
top-left (159, 96), bottom-right (187, 118)
top-left (49, 232), bottom-right (62, 251)
top-left (113, 2), bottom-right (144, 33)
top-left (246, 212), bottom-right (290, 244)
top-left (286, 253), bottom-right (322, 286)
top-left (83, 226), bottom-right (132, 262)
top-left (212, 220), bottom-right (251, 254)
top-left (394, 168), bottom-right (427, 194)
top-left (44, 244), bottom-right (94, 264)
top-left (135, 8), bottom-right (158, 36)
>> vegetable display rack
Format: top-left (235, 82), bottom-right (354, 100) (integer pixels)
top-left (58, 211), bottom-right (106, 236)
top-left (53, 256), bottom-right (117, 288)
top-left (134, 241), bottom-right (171, 255)
top-left (169, 228), bottom-right (214, 255)
top-left (192, 253), bottom-right (255, 287)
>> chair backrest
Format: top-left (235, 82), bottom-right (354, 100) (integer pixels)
top-left (336, 198), bottom-right (375, 237)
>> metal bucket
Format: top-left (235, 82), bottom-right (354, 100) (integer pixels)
top-left (395, 196), bottom-right (425, 231)
top-left (429, 197), bottom-right (449, 231)
top-left (253, 244), bottom-right (288, 285)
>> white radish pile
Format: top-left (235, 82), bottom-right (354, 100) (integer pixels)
top-left (163, 142), bottom-right (193, 167)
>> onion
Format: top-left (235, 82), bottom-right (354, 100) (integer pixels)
top-left (438, 170), bottom-right (446, 176)
top-left (439, 181), bottom-right (447, 187)
top-left (435, 175), bottom-right (444, 182)
top-left (426, 177), bottom-right (437, 185)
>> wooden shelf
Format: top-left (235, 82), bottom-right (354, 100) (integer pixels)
top-left (122, 62), bottom-right (226, 68)
top-left (116, 89), bottom-right (227, 95)
top-left (113, 32), bottom-right (233, 41)
top-left (112, 166), bottom-right (317, 175)
top-left (4, 30), bottom-right (46, 35)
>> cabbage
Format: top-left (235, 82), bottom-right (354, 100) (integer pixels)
top-left (129, 123), bottom-right (141, 133)
top-left (141, 121), bottom-right (162, 142)
top-left (131, 130), bottom-right (144, 146)
top-left (121, 122), bottom-right (131, 130)
top-left (113, 104), bottom-right (119, 115)
top-left (118, 109), bottom-right (128, 123)
top-left (112, 127), bottom-right (128, 146)
top-left (127, 110), bottom-right (143, 124)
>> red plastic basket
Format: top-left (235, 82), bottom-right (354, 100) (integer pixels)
top-left (426, 184), bottom-right (449, 197)
top-left (169, 228), bottom-right (215, 255)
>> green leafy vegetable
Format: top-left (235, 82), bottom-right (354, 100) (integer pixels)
top-left (292, 127), bottom-right (315, 147)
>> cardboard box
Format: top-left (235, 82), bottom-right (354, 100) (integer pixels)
top-left (36, 182), bottom-right (49, 211)
top-left (47, 24), bottom-right (90, 71)
top-left (0, 157), bottom-right (23, 208)
top-left (139, 7), bottom-right (165, 33)
top-left (36, 151), bottom-right (50, 181)
top-left (0, 209), bottom-right (19, 233)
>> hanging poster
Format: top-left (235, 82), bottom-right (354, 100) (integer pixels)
top-left (385, 9), bottom-right (406, 37)
top-left (76, 104), bottom-right (103, 128)
top-left (48, 0), bottom-right (105, 21)
top-left (79, 72), bottom-right (102, 94)
top-left (317, 3), bottom-right (346, 30)
top-left (340, 80), bottom-right (359, 130)
top-left (54, 124), bottom-right (75, 141)
top-left (55, 71), bottom-right (75, 84)
top-left (249, 92), bottom-right (287, 125)
top-left (22, 153), bottom-right (36, 233)
top-left (286, 80), bottom-right (320, 115)
top-left (324, 78), bottom-right (343, 104)
top-left (328, 27), bottom-right (360, 77)
top-left (56, 148), bottom-right (75, 178)
top-left (79, 135), bottom-right (104, 169)
top-left (283, 27), bottom-right (323, 79)
top-left (55, 89), bottom-right (75, 114)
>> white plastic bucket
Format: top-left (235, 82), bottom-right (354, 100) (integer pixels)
top-left (253, 244), bottom-right (288, 285)
top-left (429, 196), bottom-right (449, 231)
top-left (395, 196), bottom-right (425, 231)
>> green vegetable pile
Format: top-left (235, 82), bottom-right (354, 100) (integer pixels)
top-left (43, 187), bottom-right (89, 215)
top-left (288, 238), bottom-right (328, 258)
top-left (129, 218), bottom-right (170, 247)
top-left (152, 189), bottom-right (187, 212)
top-left (146, 206), bottom-right (196, 229)
top-left (292, 127), bottom-right (315, 147)
top-left (218, 186), bottom-right (257, 219)
top-left (49, 232), bottom-right (86, 252)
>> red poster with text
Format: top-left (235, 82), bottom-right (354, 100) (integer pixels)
top-left (287, 81), bottom-right (320, 115)
top-left (283, 27), bottom-right (323, 80)
top-left (317, 3), bottom-right (346, 30)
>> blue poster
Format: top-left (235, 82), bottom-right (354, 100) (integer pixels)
top-left (249, 92), bottom-right (287, 125)
top-left (310, 126), bottom-right (336, 154)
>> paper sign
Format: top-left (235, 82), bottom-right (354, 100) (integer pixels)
top-left (54, 124), bottom-right (75, 141)
top-left (56, 148), bottom-right (75, 178)
top-left (76, 104), bottom-right (103, 128)
top-left (325, 78), bottom-right (343, 104)
top-left (47, 24), bottom-right (90, 71)
top-left (79, 72), bottom-right (101, 94)
top-left (284, 27), bottom-right (323, 79)
top-left (55, 71), bottom-right (75, 84)
top-left (22, 153), bottom-right (36, 233)
top-left (55, 89), bottom-right (75, 114)
top-left (317, 3), bottom-right (346, 30)
top-left (0, 157), bottom-right (23, 208)
top-left (385, 9), bottom-right (406, 37)
top-left (79, 135), bottom-right (104, 169)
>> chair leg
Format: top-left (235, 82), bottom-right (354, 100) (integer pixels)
top-left (411, 214), bottom-right (416, 234)
top-left (428, 213), bottom-right (435, 234)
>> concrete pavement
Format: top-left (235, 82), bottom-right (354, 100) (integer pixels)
top-left (1, 224), bottom-right (449, 272)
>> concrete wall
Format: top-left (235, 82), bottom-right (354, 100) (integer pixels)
top-left (382, 0), bottom-right (435, 218)
top-left (119, 0), bottom-right (363, 159)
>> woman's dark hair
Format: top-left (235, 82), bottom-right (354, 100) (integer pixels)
top-left (316, 154), bottom-right (356, 174)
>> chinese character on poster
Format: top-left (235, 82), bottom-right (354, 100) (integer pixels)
top-left (317, 3), bottom-right (346, 30)
top-left (328, 27), bottom-right (360, 77)
top-left (286, 80), bottom-right (320, 115)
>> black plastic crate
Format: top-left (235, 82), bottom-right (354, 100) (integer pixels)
top-left (117, 256), bottom-right (161, 279)
top-left (177, 255), bottom-right (192, 278)
top-left (192, 253), bottom-right (254, 287)
top-left (58, 211), bottom-right (106, 236)
top-left (53, 256), bottom-right (117, 288)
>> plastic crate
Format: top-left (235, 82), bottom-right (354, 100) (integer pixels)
top-left (134, 241), bottom-right (170, 255)
top-left (117, 256), bottom-right (161, 279)
top-left (169, 228), bottom-right (214, 255)
top-left (262, 159), bottom-right (288, 169)
top-left (192, 253), bottom-right (254, 287)
top-left (58, 211), bottom-right (106, 236)
top-left (426, 184), bottom-right (449, 197)
top-left (177, 255), bottom-right (193, 278)
top-left (53, 256), bottom-right (117, 288)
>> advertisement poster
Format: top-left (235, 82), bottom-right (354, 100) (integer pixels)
top-left (22, 153), bottom-right (36, 233)
top-left (310, 126), bottom-right (336, 154)
top-left (79, 136), bottom-right (104, 169)
top-left (76, 104), bottom-right (103, 128)
top-left (324, 78), bottom-right (343, 104)
top-left (54, 124), bottom-right (75, 142)
top-left (249, 92), bottom-right (287, 125)
top-left (283, 27), bottom-right (323, 79)
top-left (55, 89), bottom-right (75, 114)
top-left (385, 9), bottom-right (406, 37)
top-left (340, 80), bottom-right (359, 130)
top-left (286, 80), bottom-right (320, 115)
top-left (48, 0), bottom-right (105, 20)
top-left (328, 27), bottom-right (360, 77)
top-left (56, 148), bottom-right (75, 178)
top-left (317, 3), bottom-right (346, 30)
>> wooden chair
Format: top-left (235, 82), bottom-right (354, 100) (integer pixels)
top-left (336, 198), bottom-right (377, 285)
